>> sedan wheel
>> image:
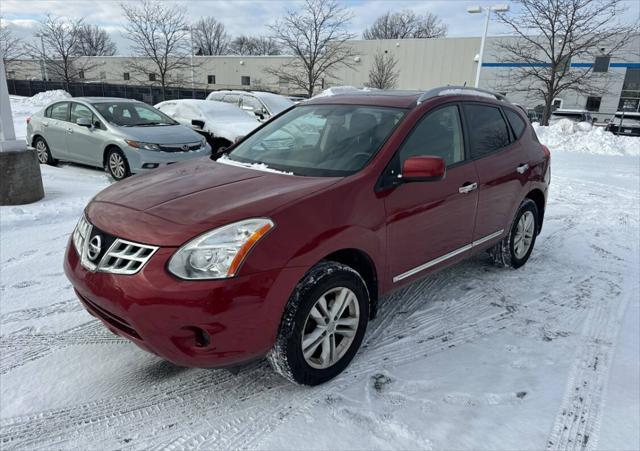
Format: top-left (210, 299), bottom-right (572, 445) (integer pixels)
top-left (34, 138), bottom-right (55, 165)
top-left (106, 149), bottom-right (130, 181)
top-left (302, 287), bottom-right (360, 369)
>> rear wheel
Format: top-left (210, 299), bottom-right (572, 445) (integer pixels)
top-left (34, 137), bottom-right (56, 166)
top-left (267, 261), bottom-right (369, 386)
top-left (106, 148), bottom-right (130, 181)
top-left (489, 199), bottom-right (539, 269)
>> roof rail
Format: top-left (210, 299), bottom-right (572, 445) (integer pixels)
top-left (417, 86), bottom-right (510, 105)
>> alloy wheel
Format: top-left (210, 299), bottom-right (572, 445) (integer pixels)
top-left (514, 210), bottom-right (535, 259)
top-left (35, 140), bottom-right (48, 164)
top-left (109, 153), bottom-right (126, 179)
top-left (301, 287), bottom-right (360, 369)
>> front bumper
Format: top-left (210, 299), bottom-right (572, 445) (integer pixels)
top-left (64, 239), bottom-right (304, 368)
top-left (122, 144), bottom-right (212, 174)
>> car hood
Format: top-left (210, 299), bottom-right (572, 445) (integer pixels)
top-left (117, 124), bottom-right (202, 144)
top-left (203, 119), bottom-right (259, 142)
top-left (89, 158), bottom-right (340, 245)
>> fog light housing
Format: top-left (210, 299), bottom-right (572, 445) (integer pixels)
top-left (142, 163), bottom-right (159, 169)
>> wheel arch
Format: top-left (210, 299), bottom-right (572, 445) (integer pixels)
top-left (525, 188), bottom-right (546, 233)
top-left (321, 248), bottom-right (379, 319)
top-left (31, 134), bottom-right (45, 147)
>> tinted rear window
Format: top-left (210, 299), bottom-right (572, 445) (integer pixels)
top-left (463, 104), bottom-right (511, 158)
top-left (504, 109), bottom-right (526, 139)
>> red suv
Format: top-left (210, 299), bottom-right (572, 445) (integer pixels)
top-left (65, 87), bottom-right (550, 385)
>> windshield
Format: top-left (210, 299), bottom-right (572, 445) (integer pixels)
top-left (226, 104), bottom-right (406, 176)
top-left (258, 94), bottom-right (294, 114)
top-left (92, 102), bottom-right (178, 127)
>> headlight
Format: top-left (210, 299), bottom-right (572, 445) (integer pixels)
top-left (72, 214), bottom-right (91, 256)
top-left (168, 218), bottom-right (274, 280)
top-left (125, 140), bottom-right (161, 151)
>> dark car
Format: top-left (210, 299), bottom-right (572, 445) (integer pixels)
top-left (64, 87), bottom-right (551, 386)
top-left (606, 112), bottom-right (640, 137)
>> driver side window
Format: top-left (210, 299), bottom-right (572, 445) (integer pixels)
top-left (399, 105), bottom-right (465, 167)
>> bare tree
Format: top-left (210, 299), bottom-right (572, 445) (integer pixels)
top-left (0, 17), bottom-right (25, 65)
top-left (74, 24), bottom-right (117, 56)
top-left (121, 0), bottom-right (191, 99)
top-left (266, 0), bottom-right (357, 97)
top-left (25, 15), bottom-right (94, 87)
top-left (366, 51), bottom-right (399, 89)
top-left (192, 17), bottom-right (229, 55)
top-left (363, 10), bottom-right (447, 39)
top-left (495, 0), bottom-right (637, 124)
top-left (230, 35), bottom-right (280, 55)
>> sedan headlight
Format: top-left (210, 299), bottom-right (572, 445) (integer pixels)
top-left (168, 218), bottom-right (274, 280)
top-left (125, 140), bottom-right (161, 151)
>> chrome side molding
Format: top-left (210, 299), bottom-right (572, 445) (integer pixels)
top-left (392, 229), bottom-right (504, 283)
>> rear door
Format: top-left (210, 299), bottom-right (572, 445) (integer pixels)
top-left (45, 102), bottom-right (71, 158)
top-left (463, 103), bottom-right (530, 244)
top-left (66, 102), bottom-right (105, 167)
top-left (384, 104), bottom-right (479, 284)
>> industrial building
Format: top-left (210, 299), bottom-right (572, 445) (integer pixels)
top-left (6, 35), bottom-right (639, 121)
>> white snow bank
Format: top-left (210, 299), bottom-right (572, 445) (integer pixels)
top-left (535, 119), bottom-right (639, 157)
top-left (312, 86), bottom-right (380, 98)
top-left (9, 90), bottom-right (71, 139)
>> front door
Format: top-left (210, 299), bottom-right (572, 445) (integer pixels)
top-left (384, 104), bottom-right (479, 285)
top-left (66, 103), bottom-right (105, 167)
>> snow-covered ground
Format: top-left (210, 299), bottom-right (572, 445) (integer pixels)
top-left (1, 93), bottom-right (639, 449)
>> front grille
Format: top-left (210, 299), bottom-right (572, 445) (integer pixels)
top-left (73, 215), bottom-right (158, 275)
top-left (158, 142), bottom-right (202, 153)
top-left (98, 239), bottom-right (157, 275)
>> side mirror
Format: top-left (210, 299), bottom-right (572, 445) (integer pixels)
top-left (76, 117), bottom-right (92, 128)
top-left (191, 119), bottom-right (205, 130)
top-left (401, 156), bottom-right (446, 182)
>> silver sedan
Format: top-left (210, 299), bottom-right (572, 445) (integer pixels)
top-left (26, 97), bottom-right (211, 180)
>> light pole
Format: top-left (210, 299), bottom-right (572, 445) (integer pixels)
top-left (186, 26), bottom-right (195, 98)
top-left (34, 33), bottom-right (48, 82)
top-left (467, 4), bottom-right (509, 88)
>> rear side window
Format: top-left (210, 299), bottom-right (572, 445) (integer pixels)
top-left (223, 94), bottom-right (240, 105)
top-left (463, 104), bottom-right (511, 158)
top-left (49, 102), bottom-right (69, 121)
top-left (399, 105), bottom-right (465, 167)
top-left (504, 109), bottom-right (526, 139)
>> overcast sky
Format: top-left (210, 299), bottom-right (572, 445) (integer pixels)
top-left (2, 0), bottom-right (639, 56)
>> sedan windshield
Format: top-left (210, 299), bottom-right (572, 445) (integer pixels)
top-left (226, 105), bottom-right (406, 176)
top-left (92, 102), bottom-right (178, 127)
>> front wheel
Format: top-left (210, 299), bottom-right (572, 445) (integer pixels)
top-left (267, 261), bottom-right (369, 386)
top-left (106, 148), bottom-right (130, 181)
top-left (489, 199), bottom-right (539, 269)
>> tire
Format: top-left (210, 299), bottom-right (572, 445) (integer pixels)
top-left (267, 261), bottom-right (370, 386)
top-left (34, 137), bottom-right (57, 166)
top-left (105, 148), bottom-right (131, 181)
top-left (489, 199), bottom-right (539, 269)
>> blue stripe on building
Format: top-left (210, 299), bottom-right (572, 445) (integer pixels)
top-left (482, 62), bottom-right (640, 68)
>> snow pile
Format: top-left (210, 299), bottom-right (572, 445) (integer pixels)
top-left (9, 90), bottom-right (72, 139)
top-left (312, 86), bottom-right (380, 98)
top-left (534, 119), bottom-right (640, 157)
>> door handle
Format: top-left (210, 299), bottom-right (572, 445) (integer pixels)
top-left (459, 182), bottom-right (478, 194)
top-left (42, 122), bottom-right (48, 127)
top-left (516, 163), bottom-right (529, 174)
top-left (67, 128), bottom-right (73, 134)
